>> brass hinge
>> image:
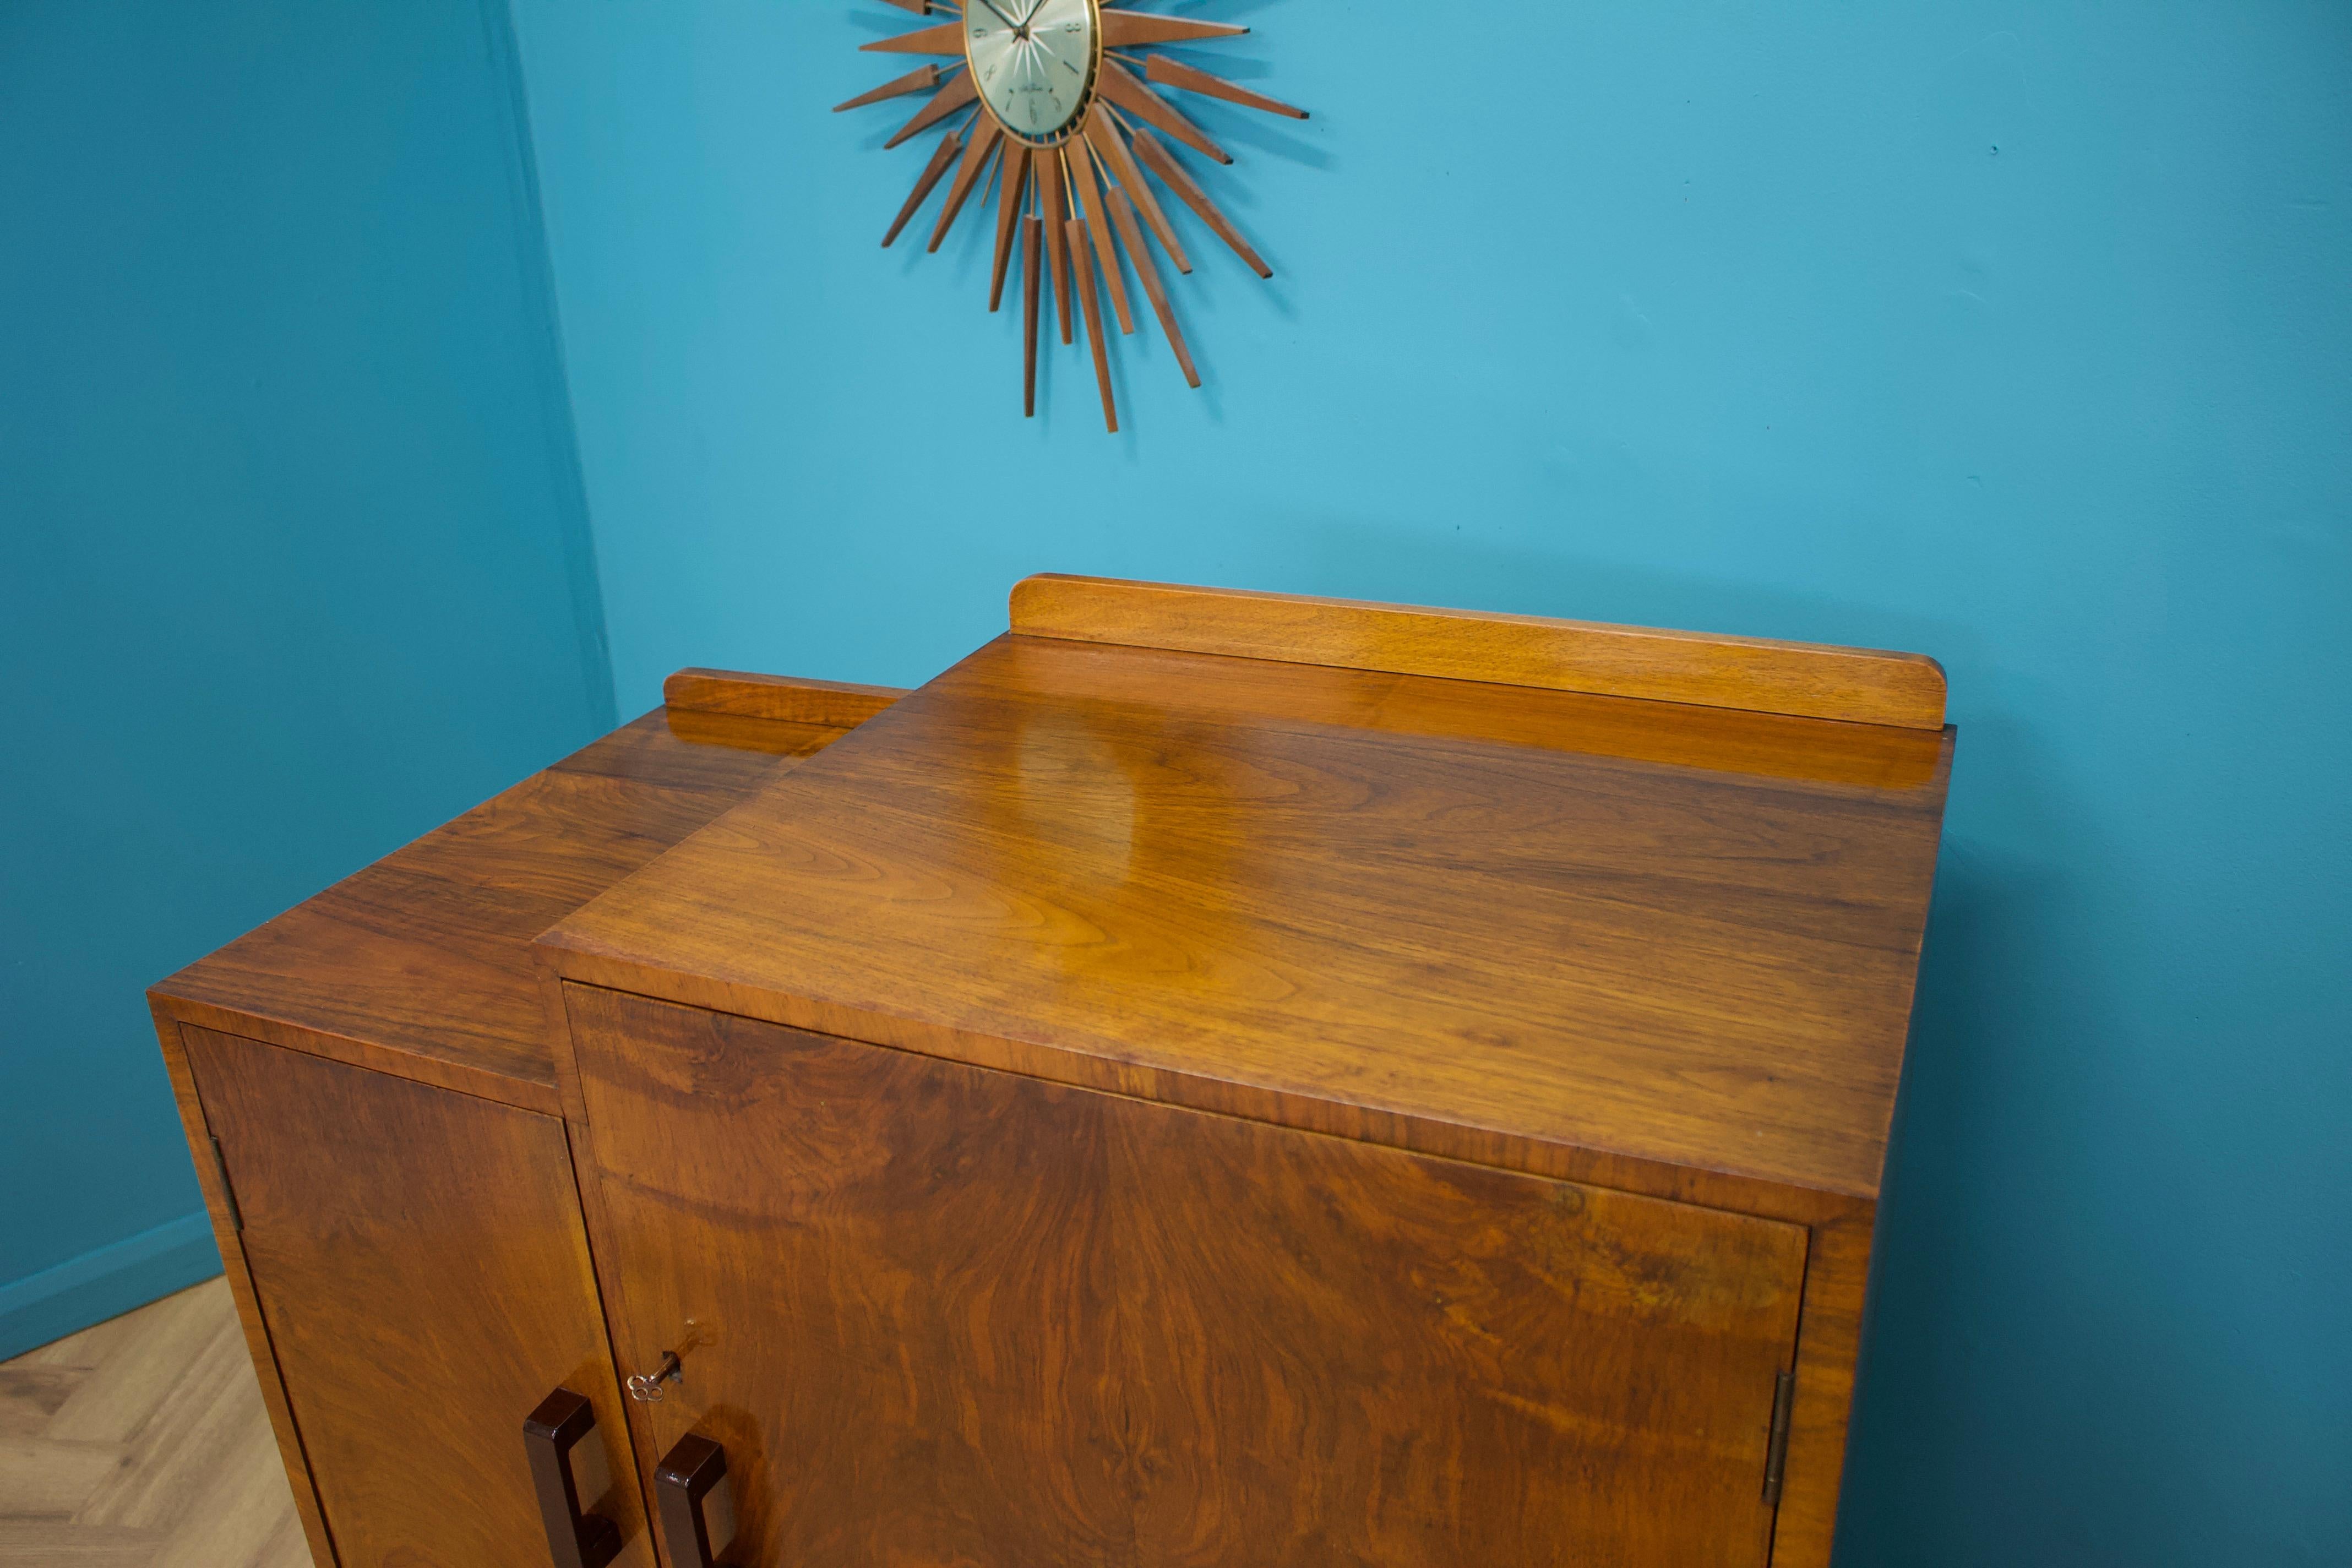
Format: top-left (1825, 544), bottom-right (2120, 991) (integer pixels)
top-left (1762, 1369), bottom-right (1796, 1505)
top-left (209, 1135), bottom-right (244, 1234)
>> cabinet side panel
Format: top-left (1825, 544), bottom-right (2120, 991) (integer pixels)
top-left (152, 1006), bottom-right (338, 1566)
top-left (1768, 1204), bottom-right (1876, 1568)
top-left (180, 1023), bottom-right (654, 1568)
top-left (571, 985), bottom-right (1812, 1568)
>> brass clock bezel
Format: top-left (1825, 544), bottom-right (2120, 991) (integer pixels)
top-left (963, 0), bottom-right (1103, 150)
top-left (845, 0), bottom-right (1305, 431)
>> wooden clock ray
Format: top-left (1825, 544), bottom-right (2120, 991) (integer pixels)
top-left (838, 0), bottom-right (1305, 433)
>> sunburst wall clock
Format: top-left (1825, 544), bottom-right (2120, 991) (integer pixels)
top-left (837, 0), bottom-right (1306, 433)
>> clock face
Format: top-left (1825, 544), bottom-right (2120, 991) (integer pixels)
top-left (846, 0), bottom-right (1304, 431)
top-left (965, 0), bottom-right (1099, 145)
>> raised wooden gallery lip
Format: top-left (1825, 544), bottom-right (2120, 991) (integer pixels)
top-left (1011, 574), bottom-right (1950, 731)
top-left (984, 633), bottom-right (1953, 793)
top-left (537, 616), bottom-right (1954, 1204)
top-left (147, 674), bottom-right (908, 1113)
top-left (662, 668), bottom-right (905, 729)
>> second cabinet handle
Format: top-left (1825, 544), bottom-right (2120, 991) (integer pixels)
top-left (654, 1432), bottom-right (739, 1568)
top-left (523, 1388), bottom-right (623, 1568)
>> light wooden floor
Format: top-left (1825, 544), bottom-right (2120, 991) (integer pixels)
top-left (0, 1278), bottom-right (309, 1567)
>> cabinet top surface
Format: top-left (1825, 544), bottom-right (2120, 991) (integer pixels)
top-left (543, 633), bottom-right (1953, 1199)
top-left (149, 705), bottom-right (869, 1110)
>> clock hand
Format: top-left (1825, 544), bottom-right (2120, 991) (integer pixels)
top-left (976, 0), bottom-right (1022, 32)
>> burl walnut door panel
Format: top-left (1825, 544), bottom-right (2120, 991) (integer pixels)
top-left (569, 987), bottom-right (1810, 1568)
top-left (183, 1025), bottom-right (653, 1568)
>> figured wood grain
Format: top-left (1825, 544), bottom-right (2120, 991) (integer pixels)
top-left (181, 1028), bottom-right (654, 1568)
top-left (151, 703), bottom-right (873, 1111)
top-left (1144, 53), bottom-right (1308, 119)
top-left (1769, 1206), bottom-right (1877, 1567)
top-left (962, 634), bottom-right (1945, 791)
top-left (660, 668), bottom-right (907, 727)
top-left (1128, 127), bottom-right (1270, 276)
top-left (539, 633), bottom-right (1953, 1202)
top-left (144, 1014), bottom-right (334, 1567)
top-left (1100, 59), bottom-right (1231, 165)
top-left (1013, 573), bottom-right (1951, 729)
top-left (657, 709), bottom-right (860, 758)
top-left (570, 987), bottom-right (1807, 1568)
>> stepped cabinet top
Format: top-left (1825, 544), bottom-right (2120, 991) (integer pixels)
top-left (537, 576), bottom-right (1954, 1205)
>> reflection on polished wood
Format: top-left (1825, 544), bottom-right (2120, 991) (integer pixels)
top-left (661, 667), bottom-right (908, 728)
top-left (541, 632), bottom-right (1951, 1201)
top-left (141, 672), bottom-right (908, 1568)
top-left (139, 583), bottom-right (1948, 1568)
top-left (1012, 574), bottom-right (1949, 729)
top-left (532, 597), bottom-right (1951, 1568)
top-left (152, 676), bottom-right (884, 1112)
top-left (573, 986), bottom-right (1805, 1567)
top-left (184, 1028), bottom-right (654, 1568)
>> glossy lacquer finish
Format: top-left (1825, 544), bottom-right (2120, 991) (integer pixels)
top-left (148, 677), bottom-right (903, 1562)
top-left (182, 1026), bottom-right (652, 1568)
top-left (140, 586), bottom-right (1950, 1568)
top-left (1012, 573), bottom-right (1950, 728)
top-left (541, 619), bottom-right (1952, 1568)
top-left (154, 703), bottom-right (881, 1111)
top-left (570, 985), bottom-right (1809, 1568)
top-left (542, 633), bottom-right (1952, 1201)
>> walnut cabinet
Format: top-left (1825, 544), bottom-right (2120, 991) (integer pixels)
top-left (151, 576), bottom-right (1954, 1568)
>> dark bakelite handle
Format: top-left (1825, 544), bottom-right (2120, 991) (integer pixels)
top-left (654, 1432), bottom-right (739, 1568)
top-left (524, 1389), bottom-right (624, 1568)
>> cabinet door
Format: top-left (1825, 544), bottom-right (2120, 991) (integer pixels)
top-left (184, 1025), bottom-right (652, 1568)
top-left (569, 987), bottom-right (1809, 1568)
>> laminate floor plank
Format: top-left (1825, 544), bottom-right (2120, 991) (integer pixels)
top-left (0, 1281), bottom-right (308, 1567)
top-left (0, 1434), bottom-right (117, 1519)
top-left (75, 1313), bottom-right (254, 1529)
top-left (0, 1371), bottom-right (85, 1439)
top-left (43, 1288), bottom-right (220, 1446)
top-left (0, 1525), bottom-right (162, 1566)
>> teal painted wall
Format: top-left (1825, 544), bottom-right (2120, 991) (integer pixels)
top-left (0, 0), bottom-right (610, 1357)
top-left (508, 2), bottom-right (2350, 1562)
